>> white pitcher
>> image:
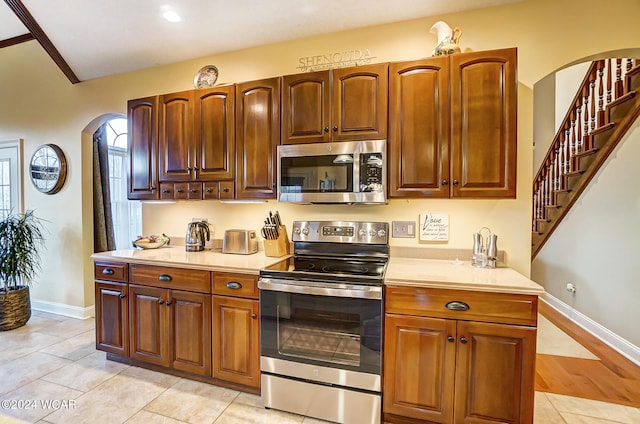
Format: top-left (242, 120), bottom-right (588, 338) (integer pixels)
top-left (430, 21), bottom-right (462, 56)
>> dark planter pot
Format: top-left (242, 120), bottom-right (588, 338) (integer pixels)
top-left (0, 286), bottom-right (31, 331)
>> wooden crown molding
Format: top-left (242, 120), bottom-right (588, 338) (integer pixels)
top-left (4, 0), bottom-right (81, 83)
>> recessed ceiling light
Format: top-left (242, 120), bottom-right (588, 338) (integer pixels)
top-left (161, 5), bottom-right (181, 23)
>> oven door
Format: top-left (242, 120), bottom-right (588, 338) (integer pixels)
top-left (258, 278), bottom-right (382, 376)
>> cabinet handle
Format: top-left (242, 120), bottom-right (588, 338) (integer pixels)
top-left (226, 281), bottom-right (242, 289)
top-left (159, 299), bottom-right (165, 304)
top-left (251, 313), bottom-right (257, 319)
top-left (162, 189), bottom-right (170, 193)
top-left (205, 188), bottom-right (213, 193)
top-left (460, 337), bottom-right (468, 344)
top-left (166, 301), bottom-right (172, 306)
top-left (189, 189), bottom-right (197, 193)
top-left (453, 179), bottom-right (459, 185)
top-left (447, 336), bottom-right (455, 343)
top-left (194, 166), bottom-right (199, 171)
top-left (102, 268), bottom-right (115, 275)
top-left (332, 125), bottom-right (338, 132)
top-left (158, 274), bottom-right (172, 282)
top-left (445, 301), bottom-right (470, 311)
top-left (442, 179), bottom-right (448, 186)
top-left (119, 293), bottom-right (126, 299)
top-left (324, 126), bottom-right (329, 132)
top-left (187, 167), bottom-right (192, 172)
top-left (222, 187), bottom-right (229, 193)
top-left (176, 189), bottom-right (184, 193)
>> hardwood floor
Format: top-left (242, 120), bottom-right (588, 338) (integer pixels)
top-left (536, 301), bottom-right (640, 408)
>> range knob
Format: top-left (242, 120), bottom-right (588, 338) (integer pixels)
top-left (369, 230), bottom-right (376, 237)
top-left (301, 227), bottom-right (309, 235)
top-left (293, 227), bottom-right (301, 235)
top-left (377, 229), bottom-right (386, 238)
top-left (358, 228), bottom-right (367, 237)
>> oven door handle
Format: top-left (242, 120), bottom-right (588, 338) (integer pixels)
top-left (258, 278), bottom-right (382, 300)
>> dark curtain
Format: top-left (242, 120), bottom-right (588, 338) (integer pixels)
top-left (93, 123), bottom-right (116, 252)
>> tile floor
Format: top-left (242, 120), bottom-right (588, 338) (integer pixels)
top-left (0, 311), bottom-right (638, 424)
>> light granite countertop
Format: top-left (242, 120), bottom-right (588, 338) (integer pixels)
top-left (90, 246), bottom-right (288, 275)
top-left (385, 257), bottom-right (545, 296)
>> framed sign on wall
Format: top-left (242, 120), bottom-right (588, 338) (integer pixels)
top-left (29, 144), bottom-right (67, 195)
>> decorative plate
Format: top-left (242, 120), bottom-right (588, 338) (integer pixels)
top-left (194, 65), bottom-right (219, 88)
top-left (133, 239), bottom-right (167, 249)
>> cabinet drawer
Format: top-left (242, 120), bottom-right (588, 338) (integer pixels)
top-left (94, 262), bottom-right (128, 282)
top-left (130, 264), bottom-right (210, 293)
top-left (385, 286), bottom-right (538, 326)
top-left (212, 273), bottom-right (258, 298)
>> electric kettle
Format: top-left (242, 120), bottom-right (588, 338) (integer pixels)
top-left (185, 221), bottom-right (210, 252)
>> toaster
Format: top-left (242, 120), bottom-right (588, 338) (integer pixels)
top-left (222, 229), bottom-right (258, 254)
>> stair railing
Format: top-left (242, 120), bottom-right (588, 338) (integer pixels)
top-left (532, 58), bottom-right (637, 235)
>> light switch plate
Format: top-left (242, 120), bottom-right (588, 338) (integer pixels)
top-left (392, 221), bottom-right (416, 238)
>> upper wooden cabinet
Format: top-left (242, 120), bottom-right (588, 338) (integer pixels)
top-left (158, 86), bottom-right (235, 183)
top-left (281, 63), bottom-right (388, 144)
top-left (127, 96), bottom-right (158, 200)
top-left (235, 77), bottom-right (281, 199)
top-left (389, 48), bottom-right (517, 198)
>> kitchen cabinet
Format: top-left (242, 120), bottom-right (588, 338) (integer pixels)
top-left (389, 48), bottom-right (517, 198)
top-left (127, 96), bottom-right (158, 200)
top-left (158, 86), bottom-right (235, 188)
top-left (281, 63), bottom-right (388, 144)
top-left (235, 77), bottom-right (280, 199)
top-left (383, 286), bottom-right (537, 424)
top-left (128, 265), bottom-right (212, 376)
top-left (94, 261), bottom-right (129, 356)
top-left (211, 273), bottom-right (260, 388)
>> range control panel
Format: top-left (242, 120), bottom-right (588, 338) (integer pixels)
top-left (292, 221), bottom-right (389, 244)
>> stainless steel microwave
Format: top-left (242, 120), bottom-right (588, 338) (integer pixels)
top-left (277, 140), bottom-right (386, 204)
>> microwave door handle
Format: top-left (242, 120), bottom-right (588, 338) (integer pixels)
top-left (353, 153), bottom-right (361, 193)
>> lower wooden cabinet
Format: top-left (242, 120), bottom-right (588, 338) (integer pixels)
top-left (128, 284), bottom-right (212, 376)
top-left (212, 295), bottom-right (260, 387)
top-left (383, 286), bottom-right (537, 424)
top-left (95, 281), bottom-right (129, 356)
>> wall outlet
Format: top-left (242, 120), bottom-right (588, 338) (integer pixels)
top-left (392, 221), bottom-right (416, 238)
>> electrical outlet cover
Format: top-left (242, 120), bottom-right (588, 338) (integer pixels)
top-left (419, 213), bottom-right (449, 241)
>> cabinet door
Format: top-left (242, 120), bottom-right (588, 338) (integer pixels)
top-left (127, 96), bottom-right (158, 200)
top-left (450, 48), bottom-right (517, 198)
top-left (129, 284), bottom-right (170, 367)
top-left (383, 313), bottom-right (456, 423)
top-left (194, 86), bottom-right (235, 180)
top-left (454, 321), bottom-right (536, 424)
top-left (281, 71), bottom-right (331, 144)
top-left (169, 290), bottom-right (211, 376)
top-left (95, 281), bottom-right (128, 356)
top-left (212, 296), bottom-right (260, 388)
top-left (389, 58), bottom-right (450, 198)
top-left (159, 90), bottom-right (194, 182)
top-left (332, 63), bottom-right (388, 141)
top-left (235, 77), bottom-right (280, 199)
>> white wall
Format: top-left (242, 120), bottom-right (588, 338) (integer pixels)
top-left (531, 120), bottom-right (640, 348)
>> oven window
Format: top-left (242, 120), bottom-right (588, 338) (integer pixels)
top-left (280, 155), bottom-right (354, 193)
top-left (260, 290), bottom-right (381, 374)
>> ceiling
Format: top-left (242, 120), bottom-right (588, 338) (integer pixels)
top-left (1, 0), bottom-right (520, 83)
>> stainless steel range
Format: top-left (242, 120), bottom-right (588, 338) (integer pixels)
top-left (258, 220), bottom-right (388, 424)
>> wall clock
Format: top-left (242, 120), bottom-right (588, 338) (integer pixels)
top-left (29, 144), bottom-right (67, 195)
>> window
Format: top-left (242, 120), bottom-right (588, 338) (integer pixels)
top-left (105, 118), bottom-right (142, 248)
top-left (0, 140), bottom-right (22, 219)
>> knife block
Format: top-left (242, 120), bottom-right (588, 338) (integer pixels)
top-left (264, 225), bottom-right (290, 257)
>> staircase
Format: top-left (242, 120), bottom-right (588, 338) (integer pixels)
top-left (532, 58), bottom-right (640, 259)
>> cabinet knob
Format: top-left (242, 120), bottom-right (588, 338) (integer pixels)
top-left (159, 299), bottom-right (165, 305)
top-left (187, 167), bottom-right (192, 172)
top-left (206, 188), bottom-right (213, 193)
top-left (193, 166), bottom-right (199, 171)
top-left (445, 301), bottom-right (469, 311)
top-left (332, 126), bottom-right (338, 132)
top-left (162, 189), bottom-right (170, 193)
top-left (166, 301), bottom-right (172, 306)
top-left (226, 281), bottom-right (242, 289)
top-left (324, 126), bottom-right (329, 132)
top-left (222, 187), bottom-right (229, 193)
top-left (442, 179), bottom-right (448, 186)
top-left (251, 313), bottom-right (257, 319)
top-left (453, 179), bottom-right (459, 185)
top-left (158, 274), bottom-right (172, 282)
top-left (102, 268), bottom-right (115, 275)
top-left (447, 336), bottom-right (455, 343)
top-left (460, 337), bottom-right (468, 344)
top-left (176, 189), bottom-right (184, 193)
top-left (119, 293), bottom-right (126, 299)
top-left (189, 189), bottom-right (197, 193)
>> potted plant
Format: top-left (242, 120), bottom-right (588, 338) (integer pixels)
top-left (0, 210), bottom-right (46, 331)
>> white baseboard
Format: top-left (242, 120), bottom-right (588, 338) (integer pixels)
top-left (31, 299), bottom-right (95, 320)
top-left (541, 293), bottom-right (640, 367)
